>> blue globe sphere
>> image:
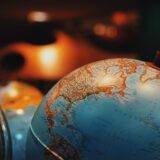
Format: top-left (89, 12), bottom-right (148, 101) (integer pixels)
top-left (0, 81), bottom-right (43, 160)
top-left (26, 58), bottom-right (160, 160)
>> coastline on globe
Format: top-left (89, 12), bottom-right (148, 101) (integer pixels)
top-left (0, 81), bottom-right (43, 160)
top-left (27, 58), bottom-right (160, 160)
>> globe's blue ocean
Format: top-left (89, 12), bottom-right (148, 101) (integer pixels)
top-left (26, 58), bottom-right (160, 160)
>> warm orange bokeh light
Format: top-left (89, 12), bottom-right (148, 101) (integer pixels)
top-left (27, 11), bottom-right (50, 22)
top-left (94, 23), bottom-right (106, 36)
top-left (39, 47), bottom-right (58, 76)
top-left (0, 32), bottom-right (138, 80)
top-left (105, 26), bottom-right (118, 39)
top-left (112, 11), bottom-right (128, 26)
top-left (94, 23), bottom-right (118, 39)
top-left (112, 11), bottom-right (139, 26)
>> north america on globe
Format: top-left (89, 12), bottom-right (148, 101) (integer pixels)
top-left (27, 58), bottom-right (160, 160)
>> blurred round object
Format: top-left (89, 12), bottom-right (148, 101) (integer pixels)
top-left (112, 11), bottom-right (128, 26)
top-left (0, 81), bottom-right (43, 160)
top-left (26, 58), bottom-right (160, 160)
top-left (27, 11), bottom-right (51, 23)
top-left (0, 81), bottom-right (43, 110)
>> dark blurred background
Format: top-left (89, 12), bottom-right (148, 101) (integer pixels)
top-left (0, 0), bottom-right (160, 93)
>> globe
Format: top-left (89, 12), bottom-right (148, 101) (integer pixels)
top-left (26, 58), bottom-right (160, 160)
top-left (0, 81), bottom-right (43, 160)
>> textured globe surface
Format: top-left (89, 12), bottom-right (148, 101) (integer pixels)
top-left (27, 58), bottom-right (160, 160)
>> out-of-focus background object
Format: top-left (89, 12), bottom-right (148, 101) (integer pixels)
top-left (0, 0), bottom-right (160, 93)
top-left (0, 81), bottom-right (43, 109)
top-left (0, 81), bottom-right (43, 160)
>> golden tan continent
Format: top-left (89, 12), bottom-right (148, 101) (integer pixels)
top-left (45, 58), bottom-right (160, 128)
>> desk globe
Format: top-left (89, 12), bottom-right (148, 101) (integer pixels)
top-left (26, 58), bottom-right (160, 160)
top-left (0, 81), bottom-right (43, 160)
